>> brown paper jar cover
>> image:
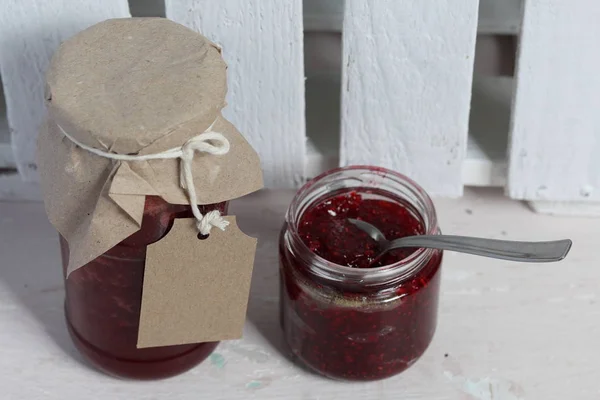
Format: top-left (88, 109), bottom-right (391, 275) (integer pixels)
top-left (36, 18), bottom-right (263, 379)
top-left (38, 17), bottom-right (263, 276)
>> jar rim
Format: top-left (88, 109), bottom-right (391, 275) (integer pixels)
top-left (285, 165), bottom-right (440, 285)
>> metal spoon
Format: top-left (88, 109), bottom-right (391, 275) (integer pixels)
top-left (348, 219), bottom-right (572, 263)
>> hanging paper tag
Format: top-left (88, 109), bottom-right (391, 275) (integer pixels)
top-left (137, 216), bottom-right (257, 348)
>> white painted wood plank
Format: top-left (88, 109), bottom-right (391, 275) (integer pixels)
top-left (508, 0), bottom-right (600, 202)
top-left (0, 0), bottom-right (131, 182)
top-left (166, 0), bottom-right (306, 188)
top-left (341, 0), bottom-right (479, 197)
top-left (1, 189), bottom-right (599, 398)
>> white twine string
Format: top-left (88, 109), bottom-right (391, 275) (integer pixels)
top-left (57, 122), bottom-right (231, 235)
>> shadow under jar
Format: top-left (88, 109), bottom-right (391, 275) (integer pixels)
top-left (279, 166), bottom-right (443, 381)
top-left (60, 196), bottom-right (227, 380)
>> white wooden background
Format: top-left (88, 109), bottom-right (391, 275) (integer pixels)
top-left (0, 0), bottom-right (599, 212)
top-left (340, 0), bottom-right (479, 197)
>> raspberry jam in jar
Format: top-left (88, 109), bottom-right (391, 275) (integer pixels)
top-left (61, 196), bottom-right (227, 379)
top-left (279, 166), bottom-right (442, 381)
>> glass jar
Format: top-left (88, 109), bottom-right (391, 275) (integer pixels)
top-left (60, 196), bottom-right (228, 379)
top-left (279, 166), bottom-right (443, 381)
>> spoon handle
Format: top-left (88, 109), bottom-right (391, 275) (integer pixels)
top-left (387, 235), bottom-right (572, 262)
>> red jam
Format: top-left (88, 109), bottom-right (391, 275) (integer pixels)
top-left (298, 191), bottom-right (424, 268)
top-left (61, 196), bottom-right (227, 379)
top-left (280, 174), bottom-right (442, 381)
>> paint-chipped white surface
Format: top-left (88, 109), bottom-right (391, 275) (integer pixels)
top-left (1, 188), bottom-right (598, 399)
top-left (341, 0), bottom-right (479, 197)
top-left (166, 0), bottom-right (306, 188)
top-left (508, 0), bottom-right (600, 203)
top-left (0, 0), bottom-right (131, 181)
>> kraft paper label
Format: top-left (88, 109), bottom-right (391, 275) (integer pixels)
top-left (137, 216), bottom-right (257, 348)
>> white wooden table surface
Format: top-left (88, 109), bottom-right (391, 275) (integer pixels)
top-left (1, 189), bottom-right (598, 400)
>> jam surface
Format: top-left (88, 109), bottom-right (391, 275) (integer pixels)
top-left (298, 190), bottom-right (425, 268)
top-left (62, 196), bottom-right (226, 379)
top-left (280, 189), bottom-right (442, 381)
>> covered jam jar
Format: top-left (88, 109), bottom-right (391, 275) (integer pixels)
top-left (279, 166), bottom-right (443, 381)
top-left (37, 18), bottom-right (262, 379)
top-left (58, 198), bottom-right (227, 379)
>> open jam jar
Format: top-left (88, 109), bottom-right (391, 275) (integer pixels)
top-left (279, 166), bottom-right (443, 381)
top-left (60, 196), bottom-right (227, 379)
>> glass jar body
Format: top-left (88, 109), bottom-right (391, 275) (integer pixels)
top-left (60, 196), bottom-right (228, 379)
top-left (280, 239), bottom-right (442, 381)
top-left (279, 166), bottom-right (443, 381)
